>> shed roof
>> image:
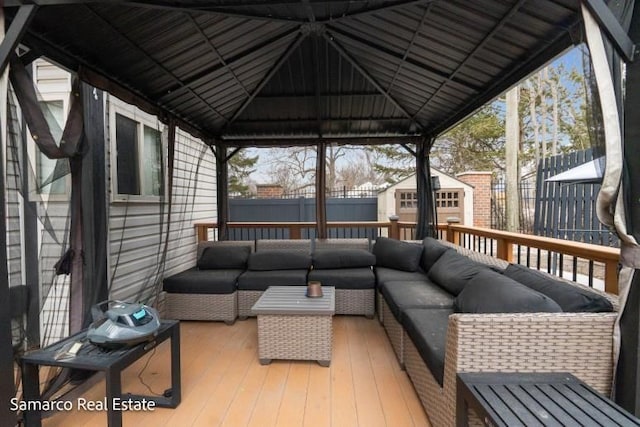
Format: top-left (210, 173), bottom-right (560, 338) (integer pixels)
top-left (5, 0), bottom-right (583, 146)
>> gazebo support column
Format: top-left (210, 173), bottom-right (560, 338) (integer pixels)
top-left (214, 143), bottom-right (229, 240)
top-left (316, 141), bottom-right (327, 239)
top-left (615, 3), bottom-right (640, 414)
top-left (415, 137), bottom-right (436, 239)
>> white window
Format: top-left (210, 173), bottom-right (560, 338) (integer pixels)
top-left (110, 101), bottom-right (165, 200)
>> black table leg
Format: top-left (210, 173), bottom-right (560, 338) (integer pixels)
top-left (170, 323), bottom-right (181, 407)
top-left (22, 362), bottom-right (42, 427)
top-left (105, 367), bottom-right (123, 427)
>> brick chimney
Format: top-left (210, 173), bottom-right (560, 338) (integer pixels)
top-left (256, 184), bottom-right (284, 199)
top-left (456, 172), bottom-right (492, 228)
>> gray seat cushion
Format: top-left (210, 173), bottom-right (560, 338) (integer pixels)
top-left (308, 268), bottom-right (375, 289)
top-left (197, 245), bottom-right (250, 269)
top-left (237, 269), bottom-right (308, 290)
top-left (454, 270), bottom-right (563, 313)
top-left (381, 280), bottom-right (454, 322)
top-left (402, 308), bottom-right (453, 387)
top-left (373, 237), bottom-right (423, 272)
top-left (375, 267), bottom-right (428, 287)
top-left (163, 268), bottom-right (242, 294)
top-left (312, 249), bottom-right (375, 269)
top-left (248, 250), bottom-right (311, 271)
top-left (428, 250), bottom-right (490, 295)
top-left (421, 237), bottom-right (452, 272)
top-left (504, 264), bottom-right (614, 312)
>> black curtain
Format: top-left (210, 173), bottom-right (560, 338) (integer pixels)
top-left (416, 137), bottom-right (437, 239)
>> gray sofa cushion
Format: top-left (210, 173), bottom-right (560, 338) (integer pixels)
top-left (375, 267), bottom-right (429, 287)
top-left (381, 280), bottom-right (454, 322)
top-left (308, 268), bottom-right (375, 289)
top-left (197, 245), bottom-right (251, 270)
top-left (402, 308), bottom-right (452, 387)
top-left (312, 249), bottom-right (375, 269)
top-left (373, 237), bottom-right (423, 272)
top-left (237, 270), bottom-right (308, 290)
top-left (428, 250), bottom-right (489, 295)
top-left (163, 268), bottom-right (242, 294)
top-left (421, 237), bottom-right (452, 272)
top-left (454, 269), bottom-right (563, 313)
top-left (248, 250), bottom-right (311, 271)
top-left (504, 263), bottom-right (614, 313)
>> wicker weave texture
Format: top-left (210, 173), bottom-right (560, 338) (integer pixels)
top-left (164, 292), bottom-right (237, 322)
top-left (238, 290), bottom-right (264, 317)
top-left (382, 299), bottom-right (404, 367)
top-left (335, 289), bottom-right (375, 316)
top-left (377, 290), bottom-right (384, 324)
top-left (405, 337), bottom-right (446, 426)
top-left (257, 314), bottom-right (333, 362)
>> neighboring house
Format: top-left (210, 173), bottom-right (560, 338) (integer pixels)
top-left (6, 60), bottom-right (217, 344)
top-left (378, 169), bottom-right (475, 226)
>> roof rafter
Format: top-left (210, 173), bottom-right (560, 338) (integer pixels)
top-left (156, 26), bottom-right (300, 100)
top-left (323, 28), bottom-right (425, 131)
top-left (412, 0), bottom-right (527, 122)
top-left (185, 13), bottom-right (250, 97)
top-left (83, 4), bottom-right (228, 123)
top-left (221, 29), bottom-right (308, 132)
top-left (386, 3), bottom-right (432, 97)
top-left (327, 24), bottom-right (480, 93)
top-left (0, 5), bottom-right (38, 74)
top-left (322, 0), bottom-right (434, 24)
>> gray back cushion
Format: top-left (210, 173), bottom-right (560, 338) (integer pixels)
top-left (197, 245), bottom-right (251, 270)
top-left (248, 250), bottom-right (312, 271)
top-left (312, 249), bottom-right (375, 269)
top-left (428, 250), bottom-right (489, 295)
top-left (421, 237), bottom-right (452, 272)
top-left (504, 264), bottom-right (614, 312)
top-left (454, 269), bottom-right (563, 313)
top-left (373, 237), bottom-right (423, 272)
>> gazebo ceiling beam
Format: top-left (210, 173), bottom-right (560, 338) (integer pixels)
top-left (83, 4), bottom-right (228, 123)
top-left (223, 30), bottom-right (307, 129)
top-left (322, 29), bottom-right (425, 132)
top-left (221, 136), bottom-right (423, 148)
top-left (326, 25), bottom-right (481, 93)
top-left (583, 0), bottom-right (635, 62)
top-left (156, 26), bottom-right (300, 99)
top-left (185, 13), bottom-right (250, 97)
top-left (323, 0), bottom-right (434, 24)
top-left (385, 3), bottom-right (432, 96)
top-left (0, 5), bottom-right (37, 74)
top-left (413, 0), bottom-right (527, 121)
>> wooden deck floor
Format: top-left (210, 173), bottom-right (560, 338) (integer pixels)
top-left (42, 316), bottom-right (430, 427)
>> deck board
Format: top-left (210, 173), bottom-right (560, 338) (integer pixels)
top-left (41, 317), bottom-right (430, 427)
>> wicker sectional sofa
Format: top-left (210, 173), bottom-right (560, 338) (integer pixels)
top-left (374, 237), bottom-right (618, 427)
top-left (161, 236), bottom-right (618, 426)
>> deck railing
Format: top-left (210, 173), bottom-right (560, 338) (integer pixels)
top-left (194, 219), bottom-right (620, 294)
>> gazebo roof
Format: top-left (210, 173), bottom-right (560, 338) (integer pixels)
top-left (6, 0), bottom-right (583, 145)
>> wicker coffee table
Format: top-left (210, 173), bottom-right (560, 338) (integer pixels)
top-left (251, 286), bottom-right (335, 367)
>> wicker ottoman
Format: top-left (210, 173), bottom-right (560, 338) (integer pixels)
top-left (251, 286), bottom-right (335, 367)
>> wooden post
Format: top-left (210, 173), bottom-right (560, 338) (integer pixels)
top-left (496, 237), bottom-right (514, 263)
top-left (389, 215), bottom-right (399, 240)
top-left (446, 218), bottom-right (460, 245)
top-left (604, 260), bottom-right (618, 295)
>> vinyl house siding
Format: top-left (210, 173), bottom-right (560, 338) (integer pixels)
top-left (106, 98), bottom-right (217, 303)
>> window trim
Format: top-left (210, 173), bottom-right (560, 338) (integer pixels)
top-left (109, 98), bottom-right (166, 203)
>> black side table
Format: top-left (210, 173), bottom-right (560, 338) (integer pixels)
top-left (21, 320), bottom-right (181, 427)
top-left (457, 372), bottom-right (640, 427)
